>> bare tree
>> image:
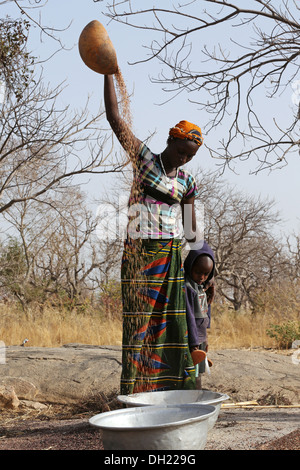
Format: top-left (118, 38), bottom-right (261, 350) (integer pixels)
top-left (0, 70), bottom-right (124, 215)
top-left (193, 167), bottom-right (289, 310)
top-left (2, 0), bottom-right (71, 49)
top-left (0, 185), bottom-right (122, 309)
top-left (104, 0), bottom-right (300, 172)
top-left (0, 10), bottom-right (125, 313)
top-left (286, 233), bottom-right (300, 280)
top-left (0, 16), bottom-right (125, 218)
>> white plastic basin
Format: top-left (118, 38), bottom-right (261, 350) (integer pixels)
top-left (117, 389), bottom-right (229, 430)
top-left (89, 404), bottom-right (216, 450)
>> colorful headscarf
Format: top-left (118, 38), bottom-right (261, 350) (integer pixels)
top-left (169, 120), bottom-right (203, 147)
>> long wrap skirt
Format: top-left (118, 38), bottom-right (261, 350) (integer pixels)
top-left (120, 238), bottom-right (195, 394)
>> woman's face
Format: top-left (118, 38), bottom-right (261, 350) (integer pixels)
top-left (167, 138), bottom-right (199, 168)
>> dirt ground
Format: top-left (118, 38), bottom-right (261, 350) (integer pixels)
top-left (0, 346), bottom-right (299, 451)
top-left (0, 395), bottom-right (299, 451)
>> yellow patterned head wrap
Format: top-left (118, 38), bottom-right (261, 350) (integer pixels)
top-left (169, 120), bottom-right (203, 146)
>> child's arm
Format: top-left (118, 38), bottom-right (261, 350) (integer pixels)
top-left (186, 287), bottom-right (200, 350)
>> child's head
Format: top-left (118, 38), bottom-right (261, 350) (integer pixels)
top-left (190, 254), bottom-right (214, 285)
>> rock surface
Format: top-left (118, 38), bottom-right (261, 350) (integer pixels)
top-left (0, 344), bottom-right (122, 408)
top-left (203, 348), bottom-right (300, 405)
top-left (0, 344), bottom-right (299, 408)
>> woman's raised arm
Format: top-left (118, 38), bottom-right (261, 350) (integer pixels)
top-left (104, 75), bottom-right (141, 159)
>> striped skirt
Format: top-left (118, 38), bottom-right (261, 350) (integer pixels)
top-left (120, 238), bottom-right (195, 394)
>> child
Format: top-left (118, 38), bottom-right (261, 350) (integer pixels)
top-left (184, 241), bottom-right (215, 389)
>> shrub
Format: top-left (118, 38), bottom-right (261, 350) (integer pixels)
top-left (266, 321), bottom-right (300, 349)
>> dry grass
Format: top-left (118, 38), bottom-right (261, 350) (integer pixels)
top-left (0, 304), bottom-right (122, 347)
top-left (208, 282), bottom-right (300, 350)
top-left (208, 306), bottom-right (279, 350)
top-left (0, 282), bottom-right (299, 349)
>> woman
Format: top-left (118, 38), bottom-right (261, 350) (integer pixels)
top-left (104, 74), bottom-right (203, 394)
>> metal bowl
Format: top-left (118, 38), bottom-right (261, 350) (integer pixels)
top-left (89, 404), bottom-right (216, 450)
top-left (117, 389), bottom-right (229, 430)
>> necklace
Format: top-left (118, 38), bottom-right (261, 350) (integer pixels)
top-left (159, 154), bottom-right (178, 190)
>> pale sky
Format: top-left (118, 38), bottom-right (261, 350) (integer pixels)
top-left (3, 0), bottom-right (300, 237)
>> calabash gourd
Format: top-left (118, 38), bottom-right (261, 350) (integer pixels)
top-left (78, 20), bottom-right (118, 75)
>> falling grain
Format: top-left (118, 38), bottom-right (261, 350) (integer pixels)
top-left (115, 67), bottom-right (132, 130)
top-left (114, 66), bottom-right (151, 393)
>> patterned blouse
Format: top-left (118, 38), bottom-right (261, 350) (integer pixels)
top-left (127, 143), bottom-right (199, 239)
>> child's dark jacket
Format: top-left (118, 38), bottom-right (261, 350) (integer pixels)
top-left (184, 241), bottom-right (215, 348)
